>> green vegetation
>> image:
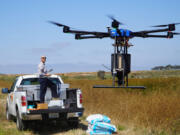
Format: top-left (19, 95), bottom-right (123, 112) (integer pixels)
top-left (0, 122), bottom-right (28, 135)
top-left (129, 70), bottom-right (180, 78)
top-left (59, 70), bottom-right (180, 80)
top-left (152, 64), bottom-right (180, 70)
top-left (117, 124), bottom-right (126, 131)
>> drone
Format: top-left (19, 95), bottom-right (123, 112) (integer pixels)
top-left (49, 17), bottom-right (180, 89)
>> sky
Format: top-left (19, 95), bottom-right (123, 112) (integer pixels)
top-left (0, 0), bottom-right (180, 74)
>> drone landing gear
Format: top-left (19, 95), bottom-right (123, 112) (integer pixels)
top-left (93, 37), bottom-right (146, 89)
top-left (93, 85), bottom-right (146, 89)
top-left (93, 70), bottom-right (146, 89)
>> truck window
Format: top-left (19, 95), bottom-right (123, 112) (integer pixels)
top-left (10, 79), bottom-right (18, 92)
top-left (20, 78), bottom-right (61, 85)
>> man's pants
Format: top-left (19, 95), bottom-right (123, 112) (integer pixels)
top-left (39, 78), bottom-right (58, 103)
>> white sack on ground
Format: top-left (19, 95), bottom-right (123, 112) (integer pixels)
top-left (88, 130), bottom-right (112, 135)
top-left (86, 114), bottom-right (111, 124)
top-left (90, 122), bottom-right (117, 133)
top-left (86, 114), bottom-right (117, 135)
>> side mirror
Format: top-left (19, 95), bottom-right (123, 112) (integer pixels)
top-left (1, 88), bottom-right (9, 94)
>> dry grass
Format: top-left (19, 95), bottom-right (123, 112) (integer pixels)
top-left (66, 77), bottom-right (180, 134)
top-left (0, 72), bottom-right (180, 135)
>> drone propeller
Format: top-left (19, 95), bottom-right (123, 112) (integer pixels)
top-left (49, 21), bottom-right (74, 33)
top-left (152, 23), bottom-right (180, 27)
top-left (107, 15), bottom-right (123, 29)
top-left (172, 32), bottom-right (180, 35)
top-left (108, 15), bottom-right (123, 25)
top-left (48, 21), bottom-right (69, 28)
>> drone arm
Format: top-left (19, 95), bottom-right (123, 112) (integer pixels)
top-left (143, 35), bottom-right (170, 38)
top-left (63, 28), bottom-right (109, 36)
top-left (141, 28), bottom-right (170, 34)
top-left (75, 34), bottom-right (110, 39)
top-left (133, 34), bottom-right (173, 38)
top-left (132, 30), bottom-right (175, 38)
top-left (133, 28), bottom-right (170, 36)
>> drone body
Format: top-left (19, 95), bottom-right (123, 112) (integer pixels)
top-left (50, 18), bottom-right (179, 89)
top-left (110, 29), bottom-right (132, 38)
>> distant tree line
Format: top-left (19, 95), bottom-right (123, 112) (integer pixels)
top-left (152, 65), bottom-right (180, 70)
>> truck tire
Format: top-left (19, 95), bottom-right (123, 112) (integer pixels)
top-left (6, 104), bottom-right (13, 121)
top-left (16, 109), bottom-right (27, 130)
top-left (67, 117), bottom-right (79, 128)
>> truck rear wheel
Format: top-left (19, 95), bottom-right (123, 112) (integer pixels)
top-left (67, 117), bottom-right (79, 128)
top-left (16, 109), bottom-right (27, 130)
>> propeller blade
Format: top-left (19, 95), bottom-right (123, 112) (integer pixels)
top-left (107, 15), bottom-right (123, 25)
top-left (48, 21), bottom-right (69, 27)
top-left (107, 15), bottom-right (124, 29)
top-left (173, 32), bottom-right (180, 35)
top-left (152, 25), bottom-right (168, 27)
top-left (174, 23), bottom-right (180, 25)
top-left (152, 23), bottom-right (180, 27)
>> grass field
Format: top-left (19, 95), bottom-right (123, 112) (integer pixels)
top-left (0, 70), bottom-right (180, 135)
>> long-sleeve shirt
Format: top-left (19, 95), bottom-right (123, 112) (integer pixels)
top-left (38, 62), bottom-right (47, 77)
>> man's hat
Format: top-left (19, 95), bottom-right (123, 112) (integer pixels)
top-left (41, 56), bottom-right (46, 58)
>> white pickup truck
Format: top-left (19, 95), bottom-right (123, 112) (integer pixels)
top-left (1, 74), bottom-right (84, 130)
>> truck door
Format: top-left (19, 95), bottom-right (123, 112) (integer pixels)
top-left (8, 79), bottom-right (18, 115)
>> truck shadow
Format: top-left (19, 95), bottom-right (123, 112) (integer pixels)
top-left (28, 121), bottom-right (87, 135)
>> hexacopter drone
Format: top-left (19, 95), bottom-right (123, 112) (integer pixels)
top-left (49, 17), bottom-right (179, 89)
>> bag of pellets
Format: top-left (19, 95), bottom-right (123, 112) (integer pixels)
top-left (90, 122), bottom-right (117, 133)
top-left (86, 114), bottom-right (111, 124)
top-left (88, 130), bottom-right (112, 135)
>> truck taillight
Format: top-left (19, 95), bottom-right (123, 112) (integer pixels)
top-left (80, 94), bottom-right (82, 104)
top-left (21, 96), bottom-right (26, 106)
top-left (21, 96), bottom-right (26, 101)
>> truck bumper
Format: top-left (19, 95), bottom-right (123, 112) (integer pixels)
top-left (22, 107), bottom-right (84, 120)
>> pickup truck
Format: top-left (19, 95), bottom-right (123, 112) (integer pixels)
top-left (1, 74), bottom-right (84, 130)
